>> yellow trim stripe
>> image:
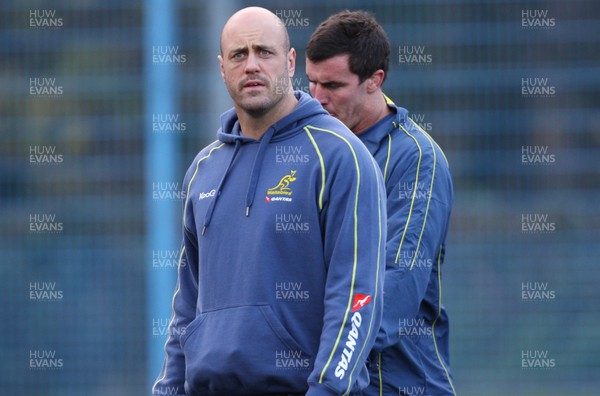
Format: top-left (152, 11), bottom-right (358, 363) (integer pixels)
top-left (431, 246), bottom-right (457, 396)
top-left (404, 124), bottom-right (436, 271)
top-left (384, 94), bottom-right (395, 106)
top-left (304, 128), bottom-right (326, 210)
top-left (393, 127), bottom-right (423, 265)
top-left (409, 117), bottom-right (450, 168)
top-left (305, 125), bottom-right (363, 386)
top-left (153, 141), bottom-right (224, 392)
top-left (183, 142), bottom-right (225, 233)
top-left (343, 154), bottom-right (385, 395)
top-left (383, 134), bottom-right (392, 183)
top-left (378, 352), bottom-right (383, 396)
top-left (152, 246), bottom-right (186, 393)
top-left (385, 97), bottom-right (454, 393)
top-left (393, 123), bottom-right (437, 271)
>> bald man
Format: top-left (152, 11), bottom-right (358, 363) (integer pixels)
top-left (152, 7), bottom-right (386, 396)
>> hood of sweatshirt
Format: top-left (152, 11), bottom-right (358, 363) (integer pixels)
top-left (202, 91), bottom-right (328, 234)
top-left (216, 90), bottom-right (328, 144)
top-left (357, 94), bottom-right (410, 154)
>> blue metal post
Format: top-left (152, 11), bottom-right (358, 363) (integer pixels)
top-left (144, 0), bottom-right (178, 392)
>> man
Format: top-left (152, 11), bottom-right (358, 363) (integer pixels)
top-left (306, 11), bottom-right (456, 396)
top-left (153, 7), bottom-right (386, 396)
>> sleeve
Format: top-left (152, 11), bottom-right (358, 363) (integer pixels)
top-left (306, 140), bottom-right (387, 396)
top-left (152, 165), bottom-right (200, 396)
top-left (372, 134), bottom-right (453, 352)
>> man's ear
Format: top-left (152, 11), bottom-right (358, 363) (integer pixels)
top-left (217, 55), bottom-right (225, 82)
top-left (366, 69), bottom-right (385, 93)
top-left (287, 48), bottom-right (297, 77)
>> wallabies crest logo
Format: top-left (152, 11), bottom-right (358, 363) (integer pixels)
top-left (267, 170), bottom-right (296, 196)
top-left (266, 170), bottom-right (297, 202)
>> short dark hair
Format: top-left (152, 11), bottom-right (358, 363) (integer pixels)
top-left (306, 10), bottom-right (390, 84)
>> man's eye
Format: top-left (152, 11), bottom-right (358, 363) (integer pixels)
top-left (232, 52), bottom-right (245, 59)
top-left (259, 49), bottom-right (271, 56)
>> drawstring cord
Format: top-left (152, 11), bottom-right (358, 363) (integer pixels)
top-left (244, 126), bottom-right (276, 217)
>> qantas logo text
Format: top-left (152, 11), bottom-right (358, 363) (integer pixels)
top-left (334, 293), bottom-right (372, 379)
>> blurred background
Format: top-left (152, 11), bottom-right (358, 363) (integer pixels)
top-left (1, 0), bottom-right (598, 395)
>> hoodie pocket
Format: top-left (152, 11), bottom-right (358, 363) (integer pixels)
top-left (180, 304), bottom-right (312, 394)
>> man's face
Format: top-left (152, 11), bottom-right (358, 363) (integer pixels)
top-left (219, 19), bottom-right (295, 117)
top-left (306, 54), bottom-right (368, 133)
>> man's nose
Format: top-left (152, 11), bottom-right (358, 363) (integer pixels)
top-left (244, 52), bottom-right (260, 73)
top-left (311, 84), bottom-right (328, 105)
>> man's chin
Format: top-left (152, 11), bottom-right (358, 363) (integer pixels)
top-left (239, 101), bottom-right (271, 117)
top-left (330, 113), bottom-right (345, 123)
top-left (237, 94), bottom-right (278, 115)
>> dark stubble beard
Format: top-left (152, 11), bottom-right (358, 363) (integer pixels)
top-left (232, 68), bottom-right (293, 118)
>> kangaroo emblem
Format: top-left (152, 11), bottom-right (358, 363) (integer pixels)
top-left (351, 294), bottom-right (372, 312)
top-left (268, 170), bottom-right (297, 193)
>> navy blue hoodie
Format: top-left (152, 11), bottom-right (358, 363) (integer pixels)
top-left (153, 92), bottom-right (386, 396)
top-left (360, 96), bottom-right (456, 396)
